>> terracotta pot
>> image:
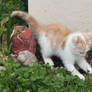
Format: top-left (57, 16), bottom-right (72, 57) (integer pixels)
top-left (12, 26), bottom-right (36, 55)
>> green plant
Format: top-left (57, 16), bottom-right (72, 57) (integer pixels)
top-left (0, 0), bottom-right (24, 22)
top-left (0, 0), bottom-right (27, 53)
top-left (0, 56), bottom-right (92, 92)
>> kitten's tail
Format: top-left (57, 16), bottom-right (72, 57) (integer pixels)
top-left (12, 11), bottom-right (42, 34)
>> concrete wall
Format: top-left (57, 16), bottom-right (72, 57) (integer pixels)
top-left (28, 0), bottom-right (92, 32)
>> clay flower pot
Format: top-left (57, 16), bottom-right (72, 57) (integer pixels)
top-left (12, 26), bottom-right (36, 55)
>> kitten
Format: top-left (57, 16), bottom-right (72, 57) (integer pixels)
top-left (12, 11), bottom-right (92, 80)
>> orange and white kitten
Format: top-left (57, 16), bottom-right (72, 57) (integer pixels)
top-left (12, 11), bottom-right (92, 80)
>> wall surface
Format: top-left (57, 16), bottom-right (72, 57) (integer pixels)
top-left (29, 0), bottom-right (92, 32)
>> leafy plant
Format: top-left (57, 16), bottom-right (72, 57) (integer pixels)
top-left (0, 57), bottom-right (92, 92)
top-left (0, 0), bottom-right (24, 22)
top-left (0, 0), bottom-right (27, 53)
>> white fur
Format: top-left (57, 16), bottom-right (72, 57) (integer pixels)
top-left (39, 32), bottom-right (54, 66)
top-left (38, 32), bottom-right (92, 80)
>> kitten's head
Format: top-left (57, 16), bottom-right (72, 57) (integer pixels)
top-left (72, 34), bottom-right (92, 57)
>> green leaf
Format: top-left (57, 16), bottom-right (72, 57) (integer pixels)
top-left (0, 25), bottom-right (5, 36)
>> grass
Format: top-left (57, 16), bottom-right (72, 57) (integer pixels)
top-left (0, 55), bottom-right (92, 92)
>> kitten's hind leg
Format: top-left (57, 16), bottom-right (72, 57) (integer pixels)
top-left (77, 58), bottom-right (92, 75)
top-left (42, 55), bottom-right (54, 66)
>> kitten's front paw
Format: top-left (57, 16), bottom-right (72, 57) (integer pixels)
top-left (78, 74), bottom-right (85, 80)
